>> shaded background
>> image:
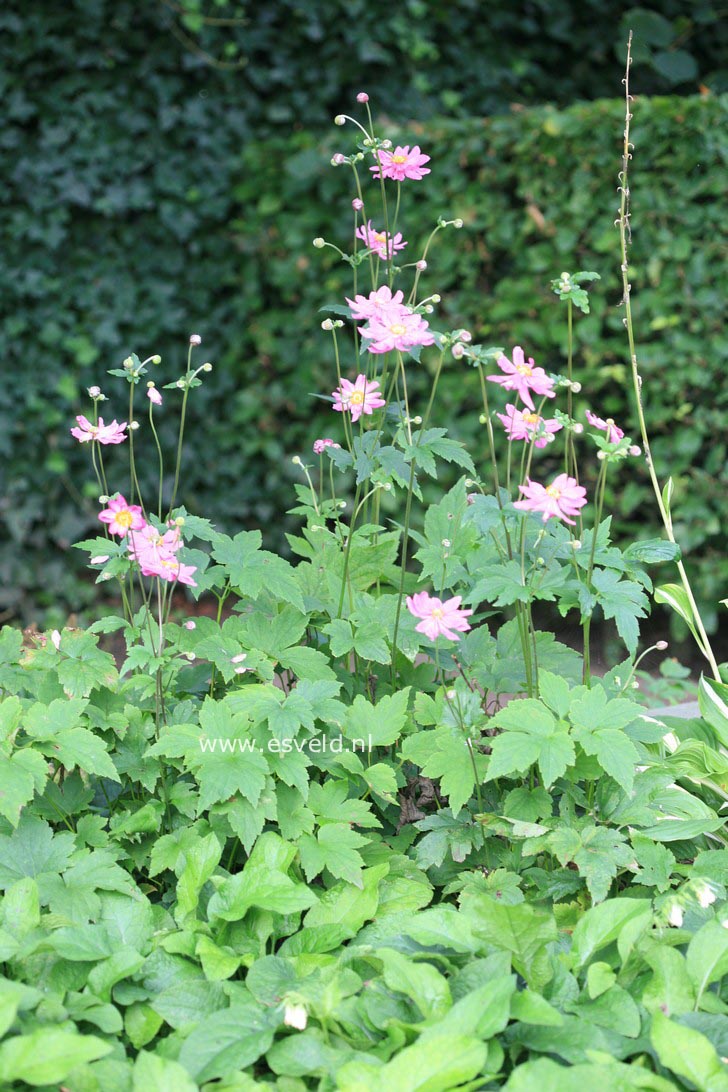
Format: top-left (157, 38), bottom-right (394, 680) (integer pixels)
top-left (1, 0), bottom-right (726, 639)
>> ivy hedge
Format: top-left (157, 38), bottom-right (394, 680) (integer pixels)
top-left (1, 0), bottom-right (726, 626)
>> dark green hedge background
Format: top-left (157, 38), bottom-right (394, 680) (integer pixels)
top-left (1, 1), bottom-right (726, 629)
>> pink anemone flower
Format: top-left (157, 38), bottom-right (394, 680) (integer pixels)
top-left (346, 285), bottom-right (405, 321)
top-left (355, 220), bottom-right (407, 260)
top-left (486, 347), bottom-right (555, 412)
top-left (497, 404), bottom-right (563, 448)
top-left (98, 495), bottom-right (146, 538)
top-left (514, 474), bottom-right (587, 525)
top-left (360, 307), bottom-right (435, 355)
top-left (370, 145), bottom-right (431, 182)
top-left (585, 410), bottom-right (625, 444)
top-left (406, 591), bottom-right (473, 642)
top-left (70, 415), bottom-right (128, 445)
top-left (332, 375), bottom-right (386, 423)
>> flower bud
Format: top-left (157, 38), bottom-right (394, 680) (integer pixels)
top-left (202, 362), bottom-right (213, 372)
top-left (442, 539), bottom-right (451, 548)
top-left (183, 620), bottom-right (196, 630)
top-left (185, 651), bottom-right (196, 661)
top-left (467, 492), bottom-right (477, 505)
top-left (458, 329), bottom-right (472, 343)
top-left (629, 444), bottom-right (641, 456)
top-left (339, 501), bottom-right (346, 509)
top-left (571, 381), bottom-right (582, 393)
top-left (597, 449), bottom-right (606, 460)
top-left (130, 420), bottom-right (140, 430)
top-left (381, 139), bottom-right (392, 149)
top-left (415, 259), bottom-right (427, 271)
top-left (151, 354), bottom-right (162, 364)
top-left (313, 237), bottom-right (325, 248)
top-left (424, 304), bottom-right (433, 313)
top-left (334, 114), bottom-right (346, 126)
top-left (176, 378), bottom-right (186, 388)
top-left (431, 293), bottom-right (441, 303)
top-left (572, 422), bottom-right (584, 434)
top-left (452, 343), bottom-right (465, 359)
top-left (88, 385), bottom-right (101, 398)
top-left (656, 639), bottom-right (669, 650)
top-left (411, 415), bottom-right (422, 425)
top-left (190, 334), bottom-right (202, 346)
top-left (99, 495), bottom-right (109, 504)
top-left (453, 218), bottom-right (464, 229)
top-left (479, 414), bottom-right (487, 425)
top-left (352, 198), bottom-right (364, 211)
top-left (291, 455), bottom-right (302, 466)
top-left (356, 92), bottom-right (369, 103)
top-left (331, 153), bottom-right (346, 166)
top-left (321, 318), bottom-right (334, 331)
top-left (570, 539), bottom-right (582, 550)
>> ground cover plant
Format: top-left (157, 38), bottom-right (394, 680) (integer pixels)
top-left (2, 39), bottom-right (728, 1090)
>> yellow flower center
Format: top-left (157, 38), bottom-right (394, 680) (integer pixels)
top-left (516, 364), bottom-right (532, 376)
top-left (349, 391), bottom-right (365, 406)
top-left (391, 154), bottom-right (408, 164)
top-left (117, 510), bottom-right (134, 528)
top-left (523, 412), bottom-right (541, 425)
top-left (373, 232), bottom-right (386, 243)
top-left (389, 323), bottom-right (407, 336)
top-left (545, 485), bottom-right (561, 499)
top-left (431, 608), bottom-right (444, 619)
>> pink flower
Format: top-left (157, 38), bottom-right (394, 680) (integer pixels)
top-left (585, 410), bottom-right (624, 444)
top-left (355, 220), bottom-right (407, 260)
top-left (313, 438), bottom-right (341, 454)
top-left (406, 591), bottom-right (473, 642)
top-left (99, 495), bottom-right (146, 537)
top-left (147, 386), bottom-right (163, 406)
top-left (332, 375), bottom-right (386, 423)
top-left (70, 415), bottom-right (128, 445)
top-left (346, 285), bottom-right (405, 321)
top-left (371, 145), bottom-right (431, 182)
top-left (514, 474), bottom-right (587, 525)
top-left (497, 404), bottom-right (563, 448)
top-left (486, 347), bottom-right (555, 412)
top-left (183, 620), bottom-right (196, 630)
top-left (356, 92), bottom-right (369, 104)
top-left (360, 307), bottom-right (435, 355)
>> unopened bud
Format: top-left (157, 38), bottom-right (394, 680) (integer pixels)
top-left (381, 139), bottom-right (392, 149)
top-left (458, 330), bottom-right (472, 343)
top-left (431, 294), bottom-right (441, 303)
top-left (151, 354), bottom-right (161, 364)
top-left (571, 381), bottom-right (582, 393)
top-left (479, 414), bottom-right (487, 425)
top-left (424, 304), bottom-right (433, 313)
top-left (452, 343), bottom-right (465, 359)
top-left (597, 449), bottom-right (606, 460)
top-left (176, 379), bottom-right (186, 388)
top-left (442, 539), bottom-right (451, 548)
top-left (411, 415), bottom-right (422, 425)
top-left (291, 456), bottom-right (302, 466)
top-left (352, 198), bottom-right (364, 211)
top-left (183, 620), bottom-right (196, 630)
top-left (571, 539), bottom-right (582, 550)
top-left (130, 420), bottom-right (140, 430)
top-left (629, 444), bottom-right (641, 456)
top-left (452, 218), bottom-right (464, 229)
top-left (88, 385), bottom-right (101, 398)
top-left (190, 334), bottom-right (202, 346)
top-left (313, 237), bottom-right (325, 248)
top-left (321, 318), bottom-right (334, 331)
top-left (656, 640), bottom-right (668, 650)
top-left (334, 114), bottom-right (346, 126)
top-left (185, 652), bottom-right (196, 661)
top-left (201, 362), bottom-right (213, 372)
top-left (331, 153), bottom-right (346, 166)
top-left (339, 501), bottom-right (346, 509)
top-left (415, 259), bottom-right (427, 271)
top-left (572, 422), bottom-right (584, 434)
top-left (356, 92), bottom-right (369, 103)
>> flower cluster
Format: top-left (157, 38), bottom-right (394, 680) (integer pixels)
top-left (98, 494), bottom-right (197, 586)
top-left (347, 288), bottom-right (435, 356)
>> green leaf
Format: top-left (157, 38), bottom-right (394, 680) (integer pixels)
top-left (376, 1034), bottom-right (487, 1092)
top-left (178, 1002), bottom-right (280, 1083)
top-left (377, 947), bottom-right (452, 1020)
top-left (0, 749), bottom-right (48, 826)
top-left (298, 822), bottom-right (369, 886)
top-left (175, 832), bottom-right (222, 922)
top-left (132, 1051), bottom-right (197, 1092)
top-left (345, 688), bottom-right (409, 747)
top-left (655, 583), bottom-right (702, 647)
top-left (650, 1008), bottom-right (728, 1092)
top-left (487, 700), bottom-right (574, 788)
top-left (212, 531), bottom-right (305, 611)
top-left (0, 1029), bottom-right (111, 1085)
top-left (570, 899), bottom-right (652, 970)
top-left (642, 945), bottom-right (696, 1015)
top-left (549, 824), bottom-right (632, 903)
top-left (699, 676), bottom-right (728, 749)
top-left (592, 569), bottom-right (648, 654)
top-left (687, 921), bottom-right (728, 1002)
